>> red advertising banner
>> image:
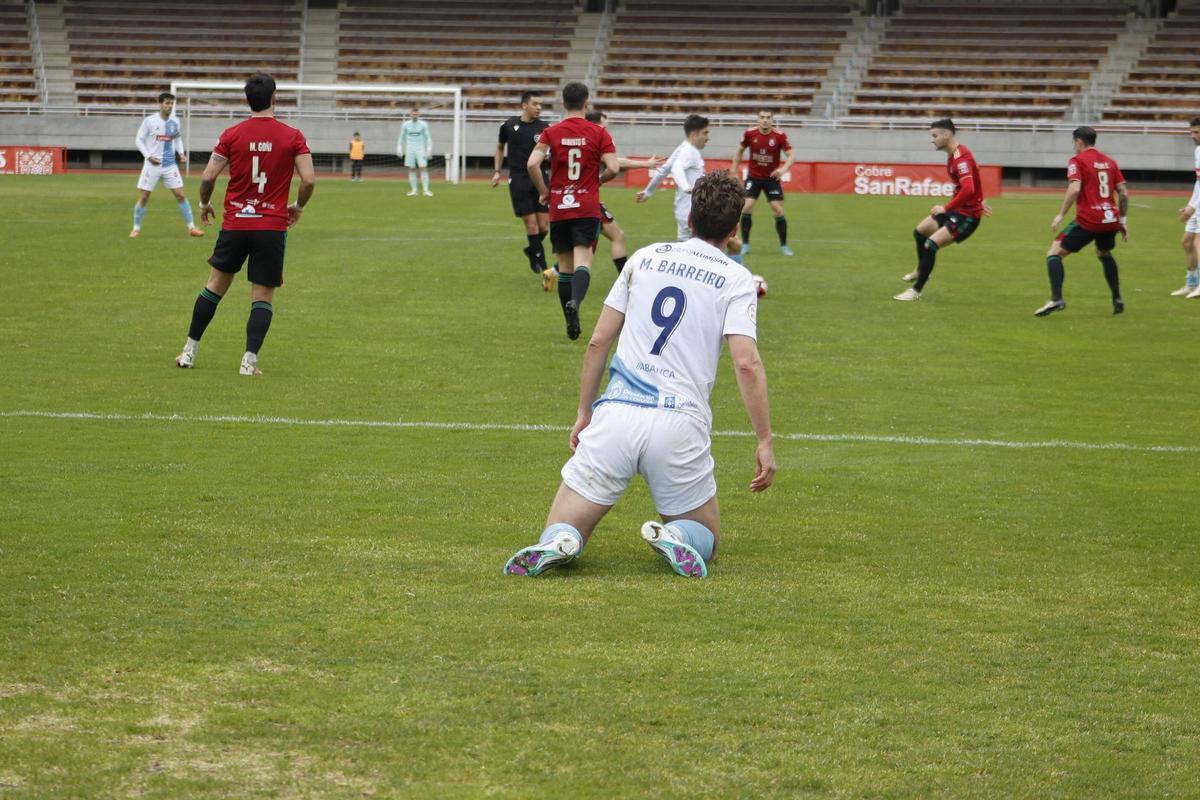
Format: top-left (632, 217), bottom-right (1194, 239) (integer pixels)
top-left (624, 159), bottom-right (1001, 198)
top-left (0, 146), bottom-right (68, 174)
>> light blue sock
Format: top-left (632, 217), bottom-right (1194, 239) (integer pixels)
top-left (729, 253), bottom-right (744, 265)
top-left (538, 522), bottom-right (584, 554)
top-left (1189, 269), bottom-right (1199, 288)
top-left (667, 519), bottom-right (715, 561)
top-left (178, 198), bottom-right (195, 227)
top-left (133, 204), bottom-right (147, 227)
top-left (409, 172), bottom-right (418, 192)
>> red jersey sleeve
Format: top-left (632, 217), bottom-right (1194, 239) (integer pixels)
top-left (1114, 163), bottom-right (1126, 186)
top-left (600, 128), bottom-right (615, 156)
top-left (214, 128), bottom-right (232, 159)
top-left (294, 128), bottom-right (310, 156)
top-left (944, 166), bottom-right (976, 212)
top-left (740, 129), bottom-right (752, 148)
top-left (778, 131), bottom-right (792, 152)
top-left (1066, 157), bottom-right (1081, 182)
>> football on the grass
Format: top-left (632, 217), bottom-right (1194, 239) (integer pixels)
top-left (752, 274), bottom-right (767, 297)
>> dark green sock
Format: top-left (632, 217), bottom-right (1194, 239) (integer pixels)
top-left (740, 213), bottom-right (752, 242)
top-left (187, 287), bottom-right (223, 341)
top-left (246, 301), bottom-right (273, 354)
top-left (571, 266), bottom-right (591, 306)
top-left (913, 241), bottom-right (939, 292)
top-left (775, 216), bottom-right (787, 246)
top-left (557, 272), bottom-right (573, 312)
top-left (613, 256), bottom-right (627, 273)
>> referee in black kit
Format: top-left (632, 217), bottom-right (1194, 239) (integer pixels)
top-left (493, 91), bottom-right (552, 280)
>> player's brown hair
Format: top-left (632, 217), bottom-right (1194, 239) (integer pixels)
top-left (561, 82), bottom-right (589, 111)
top-left (1072, 126), bottom-right (1097, 147)
top-left (157, 92), bottom-right (174, 103)
top-left (930, 117), bottom-right (956, 133)
top-left (690, 171), bottom-right (746, 243)
top-left (1189, 116), bottom-right (1200, 127)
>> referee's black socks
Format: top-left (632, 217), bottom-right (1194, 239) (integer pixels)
top-left (740, 213), bottom-right (752, 243)
top-left (913, 241), bottom-right (938, 293)
top-left (1046, 255), bottom-right (1065, 301)
top-left (526, 233), bottom-right (546, 271)
top-left (246, 301), bottom-right (273, 354)
top-left (613, 256), bottom-right (627, 273)
top-left (188, 287), bottom-right (223, 341)
top-left (775, 216), bottom-right (787, 247)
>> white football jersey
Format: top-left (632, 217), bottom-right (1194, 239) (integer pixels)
top-left (135, 114), bottom-right (183, 167)
top-left (1189, 145), bottom-right (1200, 209)
top-left (598, 237), bottom-right (758, 426)
top-left (643, 140), bottom-right (705, 219)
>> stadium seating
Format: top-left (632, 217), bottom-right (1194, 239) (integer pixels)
top-left (62, 0), bottom-right (302, 107)
top-left (596, 0), bottom-right (856, 118)
top-left (1104, 3), bottom-right (1200, 122)
top-left (0, 2), bottom-right (39, 104)
top-left (335, 0), bottom-right (577, 112)
top-left (849, 1), bottom-right (1128, 121)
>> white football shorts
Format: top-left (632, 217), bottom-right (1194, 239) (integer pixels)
top-left (137, 161), bottom-right (184, 192)
top-left (561, 402), bottom-right (716, 516)
top-left (404, 151), bottom-right (429, 169)
top-left (1186, 209), bottom-right (1200, 234)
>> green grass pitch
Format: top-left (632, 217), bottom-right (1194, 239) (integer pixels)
top-left (2, 174), bottom-right (1199, 798)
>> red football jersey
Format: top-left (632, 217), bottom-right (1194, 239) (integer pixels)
top-left (539, 116), bottom-right (615, 221)
top-left (944, 144), bottom-right (985, 217)
top-left (213, 117), bottom-right (311, 231)
top-left (1067, 148), bottom-right (1124, 232)
top-left (740, 127), bottom-right (791, 180)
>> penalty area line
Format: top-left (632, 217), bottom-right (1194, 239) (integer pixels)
top-left (1, 410), bottom-right (1197, 455)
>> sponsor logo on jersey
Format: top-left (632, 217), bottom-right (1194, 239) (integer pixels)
top-left (235, 202), bottom-right (263, 218)
top-left (558, 193), bottom-right (580, 210)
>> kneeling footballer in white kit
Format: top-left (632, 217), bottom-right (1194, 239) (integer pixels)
top-left (504, 171), bottom-right (776, 579)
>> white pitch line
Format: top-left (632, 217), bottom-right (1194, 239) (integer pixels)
top-left (1, 410), bottom-right (1196, 454)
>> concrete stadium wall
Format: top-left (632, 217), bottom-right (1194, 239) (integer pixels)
top-left (0, 114), bottom-right (1193, 176)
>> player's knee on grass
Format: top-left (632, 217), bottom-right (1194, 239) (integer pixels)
top-left (664, 519), bottom-right (717, 561)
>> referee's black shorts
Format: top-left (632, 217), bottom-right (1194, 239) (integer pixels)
top-left (508, 171), bottom-right (549, 217)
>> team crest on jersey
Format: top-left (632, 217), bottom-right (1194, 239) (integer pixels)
top-left (768, 138), bottom-right (775, 147)
top-left (235, 202), bottom-right (262, 218)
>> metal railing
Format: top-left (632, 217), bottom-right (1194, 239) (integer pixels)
top-left (585, 4), bottom-right (613, 89)
top-left (27, 0), bottom-right (49, 106)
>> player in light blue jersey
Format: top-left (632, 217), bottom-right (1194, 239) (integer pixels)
top-left (131, 92), bottom-right (203, 238)
top-left (504, 171), bottom-right (775, 579)
top-left (398, 107), bottom-right (433, 197)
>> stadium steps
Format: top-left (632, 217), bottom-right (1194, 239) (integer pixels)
top-left (1071, 15), bottom-right (1158, 122)
top-left (299, 4), bottom-right (338, 108)
top-left (809, 11), bottom-right (881, 119)
top-left (32, 1), bottom-right (73, 105)
top-left (561, 3), bottom-right (604, 92)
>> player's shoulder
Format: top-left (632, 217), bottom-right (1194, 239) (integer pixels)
top-left (955, 143), bottom-right (975, 160)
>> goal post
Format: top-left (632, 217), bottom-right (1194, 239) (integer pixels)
top-left (170, 81), bottom-right (465, 183)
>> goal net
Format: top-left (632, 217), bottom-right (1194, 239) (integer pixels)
top-left (170, 81), bottom-right (465, 183)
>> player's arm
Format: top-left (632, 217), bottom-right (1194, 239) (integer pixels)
top-left (727, 333), bottom-right (775, 492)
top-left (731, 141), bottom-right (746, 176)
top-left (638, 147), bottom-right (678, 201)
top-left (197, 152), bottom-right (229, 225)
top-left (174, 134), bottom-right (185, 163)
top-left (527, 142), bottom-right (550, 203)
top-left (1051, 180), bottom-right (1081, 231)
top-left (599, 151), bottom-right (620, 185)
top-left (937, 163), bottom-right (976, 216)
top-left (570, 305), bottom-right (625, 451)
top-left (396, 131), bottom-right (404, 158)
top-left (1117, 181), bottom-right (1130, 241)
top-left (287, 153), bottom-right (317, 229)
top-left (423, 122), bottom-right (432, 153)
top-left (772, 148), bottom-right (795, 180)
top-left (1180, 179), bottom-right (1200, 221)
top-left (618, 155), bottom-right (664, 170)
top-left (492, 143), bottom-right (505, 187)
